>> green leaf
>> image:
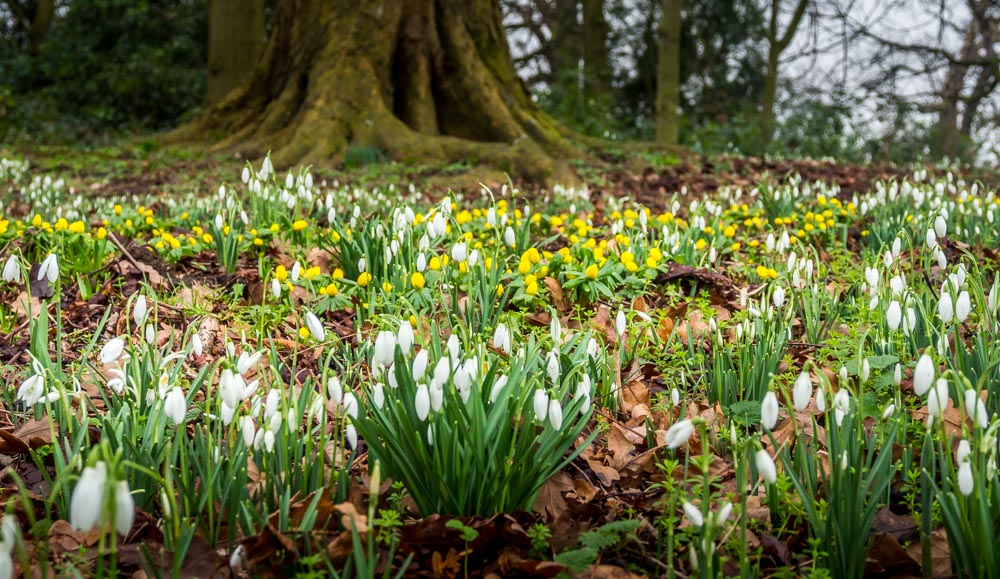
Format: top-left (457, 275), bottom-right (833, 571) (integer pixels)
top-left (554, 547), bottom-right (598, 572)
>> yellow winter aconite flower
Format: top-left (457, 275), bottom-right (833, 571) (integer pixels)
top-left (69, 221), bottom-right (86, 234)
top-left (113, 205), bottom-right (123, 215)
top-left (496, 283), bottom-right (504, 297)
top-left (292, 220), bottom-right (308, 231)
top-left (410, 271), bottom-right (425, 289)
top-left (324, 283), bottom-right (338, 296)
top-left (585, 264), bottom-right (599, 280)
top-left (695, 239), bottom-right (707, 251)
top-left (275, 265), bottom-right (288, 282)
top-left (723, 225), bottom-right (737, 238)
top-left (358, 272), bottom-right (372, 287)
top-left (304, 266), bottom-right (321, 280)
top-left (202, 233), bottom-right (213, 244)
top-left (332, 268), bottom-right (344, 279)
top-left (429, 256), bottom-right (441, 271)
top-left (298, 327), bottom-right (310, 340)
top-left (95, 227), bottom-right (108, 240)
top-left (54, 218), bottom-right (68, 231)
top-left (382, 281), bottom-right (393, 292)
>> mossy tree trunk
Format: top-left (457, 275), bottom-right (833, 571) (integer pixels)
top-left (170, 0), bottom-right (578, 182)
top-left (656, 0), bottom-right (682, 145)
top-left (207, 0), bottom-right (264, 104)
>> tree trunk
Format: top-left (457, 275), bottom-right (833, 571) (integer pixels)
top-left (935, 23), bottom-right (977, 159)
top-left (207, 0), bottom-right (265, 104)
top-left (170, 0), bottom-right (576, 182)
top-left (27, 0), bottom-right (55, 55)
top-left (760, 0), bottom-right (809, 145)
top-left (582, 0), bottom-right (611, 99)
top-left (656, 0), bottom-right (682, 144)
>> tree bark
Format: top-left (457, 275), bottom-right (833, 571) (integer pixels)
top-left (582, 0), bottom-right (611, 99)
top-left (170, 0), bottom-right (577, 182)
top-left (656, 0), bottom-right (683, 144)
top-left (207, 0), bottom-right (265, 104)
top-left (936, 23), bottom-right (977, 158)
top-left (761, 0), bottom-right (809, 145)
top-left (27, 0), bottom-right (55, 55)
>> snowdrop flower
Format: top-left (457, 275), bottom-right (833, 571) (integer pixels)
top-left (682, 501), bottom-right (703, 527)
top-left (396, 321), bottom-right (413, 354)
top-left (860, 359), bottom-right (871, 382)
top-left (886, 301), bottom-right (902, 331)
top-left (164, 387), bottom-right (187, 425)
top-left (548, 398), bottom-right (563, 430)
top-left (412, 349), bottom-right (429, 382)
top-left (341, 392), bottom-right (359, 419)
top-left (373, 331), bottom-right (396, 367)
top-left (833, 389), bottom-right (850, 426)
top-left (429, 382), bottom-right (443, 412)
top-left (145, 324), bottom-right (155, 345)
top-left (957, 439), bottom-right (972, 465)
top-left (100, 337), bottom-right (126, 365)
top-left (327, 376), bottom-right (343, 405)
top-left (533, 389), bottom-right (549, 422)
top-left (345, 423), bottom-right (358, 450)
top-left (928, 379), bottom-right (950, 418)
top-left (71, 462), bottom-right (108, 532)
top-left (191, 333), bottom-right (203, 356)
top-left (493, 323), bottom-right (511, 354)
top-left (893, 364), bottom-right (902, 386)
top-left (240, 416), bottom-right (256, 448)
top-left (964, 389), bottom-right (988, 429)
top-left (839, 366), bottom-right (849, 384)
top-left (271, 279), bottom-right (281, 298)
top-left (546, 350), bottom-right (560, 384)
top-left (237, 351), bottom-right (263, 376)
top-left (956, 291), bottom-right (971, 323)
top-left (892, 237), bottom-right (902, 259)
top-left (925, 228), bottom-right (937, 249)
top-left (468, 250), bottom-right (479, 268)
top-left (671, 387), bottom-right (680, 406)
top-left (414, 384), bottom-right (430, 420)
top-left (2, 255), bottom-right (20, 283)
top-left (761, 392), bottom-right (779, 430)
top-left (772, 286), bottom-right (785, 309)
top-left (37, 253), bottom-right (58, 283)
top-left (488, 375), bottom-right (508, 403)
top-left (304, 311), bottom-right (325, 341)
top-left (938, 292), bottom-right (954, 324)
top-left (133, 294), bottom-right (148, 327)
top-left (263, 431), bottom-right (276, 452)
top-left (504, 226), bottom-right (516, 247)
top-left (958, 461), bottom-right (974, 496)
top-left (882, 404), bottom-right (895, 419)
top-left (755, 449), bottom-right (777, 484)
top-left (935, 214), bottom-right (947, 238)
top-left (816, 386), bottom-right (826, 412)
top-left (914, 354), bottom-right (935, 396)
top-left (219, 369), bottom-right (243, 409)
top-left (615, 310), bottom-right (626, 337)
top-left (864, 267), bottom-right (879, 290)
top-left (17, 374), bottom-right (45, 406)
top-left (792, 372), bottom-right (812, 411)
top-left (664, 419), bottom-right (694, 449)
top-left (447, 334), bottom-right (460, 361)
top-left (114, 479), bottom-right (134, 536)
top-left (451, 242), bottom-right (467, 263)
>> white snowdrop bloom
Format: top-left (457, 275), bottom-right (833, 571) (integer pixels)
top-left (432, 356), bottom-right (450, 388)
top-left (396, 321), bottom-right (413, 354)
top-left (792, 372), bottom-right (812, 411)
top-left (71, 462), bottom-right (108, 532)
top-left (864, 267), bottom-right (879, 289)
top-left (411, 349), bottom-right (429, 382)
top-left (345, 423), bottom-right (358, 450)
top-left (548, 398), bottom-right (563, 430)
top-left (342, 392), bottom-right (359, 419)
top-left (113, 479), bottom-right (135, 536)
top-left (664, 419), bottom-right (694, 449)
top-left (17, 374), bottom-right (45, 406)
top-left (886, 301), bottom-right (902, 331)
top-left (164, 387), bottom-right (187, 425)
top-left (219, 369), bottom-right (243, 409)
top-left (958, 461), bottom-right (974, 496)
top-left (429, 382), bottom-right (443, 412)
top-left (956, 291), bottom-right (971, 323)
top-left (772, 285), bottom-right (785, 310)
top-left (447, 334), bottom-right (460, 361)
top-left (833, 389), bottom-right (850, 426)
top-left (240, 416), bottom-right (256, 448)
top-left (893, 364), bottom-right (902, 386)
top-left (304, 311), bottom-right (325, 341)
top-left (928, 379), bottom-right (950, 418)
top-left (682, 501), bottom-right (704, 528)
top-left (892, 237), bottom-right (902, 259)
top-left (327, 376), bottom-right (343, 405)
top-left (237, 351), bottom-right (263, 376)
top-left (263, 431), bottom-right (276, 452)
top-left (2, 255), bottom-right (20, 283)
top-left (371, 383), bottom-right (385, 410)
top-left (38, 253), bottom-right (59, 283)
top-left (926, 228), bottom-right (937, 249)
top-left (415, 384), bottom-right (430, 420)
top-left (144, 324), bottom-right (155, 344)
top-left (964, 390), bottom-right (988, 429)
top-left (451, 242), bottom-right (467, 263)
top-left (191, 333), bottom-right (203, 356)
top-left (761, 392), bottom-right (779, 430)
top-left (936, 247), bottom-right (948, 268)
top-left (271, 279), bottom-right (281, 298)
top-left (935, 214), bottom-right (947, 238)
top-left (133, 294), bottom-right (148, 327)
top-left (489, 375), bottom-right (509, 403)
top-left (533, 389), bottom-right (549, 422)
top-left (869, 296), bottom-right (879, 311)
top-left (241, 166), bottom-right (250, 184)
top-left (587, 337), bottom-right (600, 358)
top-left (816, 386), bottom-right (826, 412)
top-left (914, 354), bottom-right (935, 396)
top-left (504, 226), bottom-right (516, 247)
top-left (100, 337), bottom-right (126, 365)
top-left (755, 449), bottom-right (777, 484)
top-left (882, 404), bottom-right (895, 419)
top-left (416, 253), bottom-right (427, 272)
top-left (860, 359), bottom-right (871, 382)
top-left (468, 250), bottom-right (479, 268)
top-left (670, 387), bottom-right (680, 406)
top-left (546, 350), bottom-right (560, 384)
top-left (938, 292), bottom-right (954, 324)
top-left (840, 451), bottom-right (849, 471)
top-left (890, 275), bottom-right (905, 296)
top-left (493, 323), bottom-right (511, 354)
top-left (615, 310), bottom-right (627, 337)
top-left (220, 401), bottom-right (236, 426)
top-left (957, 439), bottom-right (972, 465)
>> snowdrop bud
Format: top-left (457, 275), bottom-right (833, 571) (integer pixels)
top-left (936, 247), bottom-right (947, 268)
top-left (345, 423), bottom-right (358, 450)
top-left (839, 366), bottom-right (849, 384)
top-left (682, 501), bottom-right (704, 528)
top-left (342, 392), bottom-right (359, 419)
top-left (114, 479), bottom-right (135, 536)
top-left (957, 439), bottom-right (972, 464)
top-left (928, 379), bottom-right (950, 418)
top-left (956, 291), bottom-right (971, 323)
top-left (914, 354), bottom-right (935, 396)
top-left (816, 386), bottom-right (826, 412)
top-left (100, 337), bottom-right (126, 365)
top-left (761, 392), bottom-right (779, 430)
top-left (432, 356), bottom-right (450, 388)
top-left (893, 364), bottom-right (902, 386)
top-left (285, 172), bottom-right (294, 189)
top-left (840, 451), bottom-right (849, 471)
top-left (71, 462), bottom-right (107, 531)
top-left (327, 376), bottom-right (343, 405)
top-left (192, 333), bottom-right (203, 356)
top-left (664, 419), bottom-right (695, 450)
top-left (416, 253), bottom-right (427, 272)
top-left (548, 398), bottom-right (563, 430)
top-left (214, 214), bottom-right (224, 230)
top-left (408, 349), bottom-right (427, 382)
top-left (892, 237), bottom-right (901, 259)
top-left (271, 279), bottom-right (281, 298)
top-left (938, 292), bottom-right (954, 324)
top-left (755, 449), bottom-right (777, 484)
top-left (504, 226), bottom-right (516, 247)
top-left (396, 321), bottom-right (413, 354)
top-left (533, 389), bottom-right (549, 422)
top-left (671, 387), bottom-right (680, 406)
top-left (304, 311), bottom-right (325, 341)
top-left (792, 372), bottom-right (812, 411)
top-left (935, 214), bottom-right (947, 238)
top-left (263, 431), bottom-right (275, 452)
top-left (958, 461), bottom-right (974, 496)
top-left (241, 166), bottom-right (250, 184)
top-left (2, 254), bottom-right (20, 283)
top-left (144, 324), bottom-right (155, 344)
top-left (447, 334), bottom-right (460, 361)
top-left (134, 294), bottom-right (148, 327)
top-left (860, 359), bottom-right (871, 382)
top-left (882, 404), bottom-right (895, 419)
top-left (489, 375), bottom-right (509, 403)
top-left (715, 502), bottom-right (733, 526)
top-left (886, 301), bottom-right (902, 331)
top-left (869, 296), bottom-right (879, 311)
top-left (616, 310), bottom-right (626, 337)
